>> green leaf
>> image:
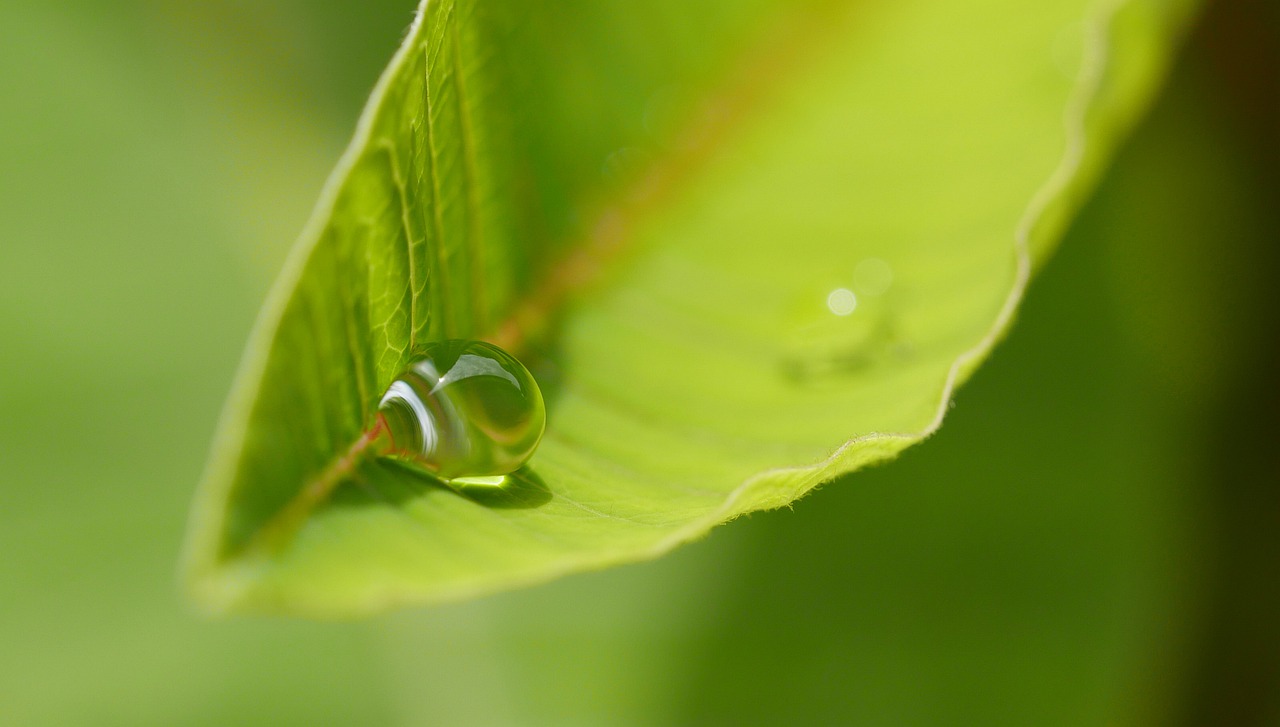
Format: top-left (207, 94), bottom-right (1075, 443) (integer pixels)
top-left (184, 0), bottom-right (1199, 616)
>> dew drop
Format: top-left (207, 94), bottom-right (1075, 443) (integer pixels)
top-left (853, 257), bottom-right (893, 297)
top-left (826, 287), bottom-right (858, 316)
top-left (780, 283), bottom-right (913, 383)
top-left (375, 340), bottom-right (545, 481)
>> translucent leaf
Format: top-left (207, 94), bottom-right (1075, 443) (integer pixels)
top-left (184, 0), bottom-right (1199, 616)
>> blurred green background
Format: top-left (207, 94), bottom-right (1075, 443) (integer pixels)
top-left (1, 1), bottom-right (1275, 725)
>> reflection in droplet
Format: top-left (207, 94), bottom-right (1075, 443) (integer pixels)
top-left (853, 257), bottom-right (893, 297)
top-left (375, 340), bottom-right (545, 481)
top-left (450, 475), bottom-right (507, 487)
top-left (826, 287), bottom-right (858, 316)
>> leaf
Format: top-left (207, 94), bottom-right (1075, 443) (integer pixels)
top-left (183, 0), bottom-right (1200, 616)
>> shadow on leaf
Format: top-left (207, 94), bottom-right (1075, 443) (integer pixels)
top-left (331, 457), bottom-right (552, 511)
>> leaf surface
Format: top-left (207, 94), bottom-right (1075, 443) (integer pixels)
top-left (185, 0), bottom-right (1198, 616)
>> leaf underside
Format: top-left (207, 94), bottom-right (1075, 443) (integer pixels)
top-left (184, 0), bottom-right (1198, 616)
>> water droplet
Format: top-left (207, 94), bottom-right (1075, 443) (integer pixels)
top-left (781, 287), bottom-right (912, 383)
top-left (375, 340), bottom-right (545, 480)
top-left (826, 287), bottom-right (858, 316)
top-left (853, 258), bottom-right (893, 297)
